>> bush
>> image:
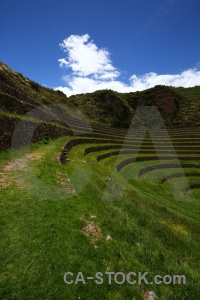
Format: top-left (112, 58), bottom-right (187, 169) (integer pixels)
top-left (30, 81), bottom-right (40, 91)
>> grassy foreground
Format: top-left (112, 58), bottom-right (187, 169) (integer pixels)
top-left (0, 137), bottom-right (200, 300)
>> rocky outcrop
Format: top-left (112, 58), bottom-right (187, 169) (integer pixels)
top-left (136, 86), bottom-right (179, 114)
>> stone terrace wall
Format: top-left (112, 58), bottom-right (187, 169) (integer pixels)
top-left (0, 116), bottom-right (72, 151)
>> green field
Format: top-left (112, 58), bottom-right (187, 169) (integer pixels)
top-left (1, 122), bottom-right (200, 300)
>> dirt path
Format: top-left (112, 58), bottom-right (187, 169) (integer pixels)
top-left (0, 153), bottom-right (42, 189)
top-left (0, 151), bottom-right (76, 195)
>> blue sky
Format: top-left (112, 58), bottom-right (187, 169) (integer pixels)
top-left (0, 0), bottom-right (200, 95)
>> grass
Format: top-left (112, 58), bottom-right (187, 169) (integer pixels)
top-left (1, 62), bottom-right (200, 299)
top-left (0, 136), bottom-right (200, 300)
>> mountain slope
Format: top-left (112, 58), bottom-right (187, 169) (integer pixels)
top-left (1, 61), bottom-right (200, 129)
top-left (70, 85), bottom-right (200, 128)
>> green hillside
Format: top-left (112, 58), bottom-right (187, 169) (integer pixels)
top-left (0, 62), bottom-right (200, 300)
top-left (1, 61), bottom-right (200, 130)
top-left (64, 85), bottom-right (200, 128)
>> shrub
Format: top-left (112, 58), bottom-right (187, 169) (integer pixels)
top-left (30, 81), bottom-right (40, 91)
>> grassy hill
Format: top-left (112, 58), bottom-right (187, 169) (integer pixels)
top-left (0, 62), bottom-right (200, 300)
top-left (1, 61), bottom-right (200, 130)
top-left (65, 85), bottom-right (200, 128)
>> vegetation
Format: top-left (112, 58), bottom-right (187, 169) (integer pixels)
top-left (1, 132), bottom-right (200, 299)
top-left (1, 62), bottom-right (200, 129)
top-left (29, 80), bottom-right (40, 91)
top-left (0, 62), bottom-right (200, 299)
top-left (68, 85), bottom-right (200, 128)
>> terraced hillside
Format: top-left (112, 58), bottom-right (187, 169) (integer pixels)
top-left (0, 63), bottom-right (200, 299)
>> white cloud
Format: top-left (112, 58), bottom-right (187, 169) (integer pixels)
top-left (129, 69), bottom-right (200, 91)
top-left (58, 34), bottom-right (119, 80)
top-left (56, 34), bottom-right (200, 96)
top-left (55, 77), bottom-right (130, 96)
